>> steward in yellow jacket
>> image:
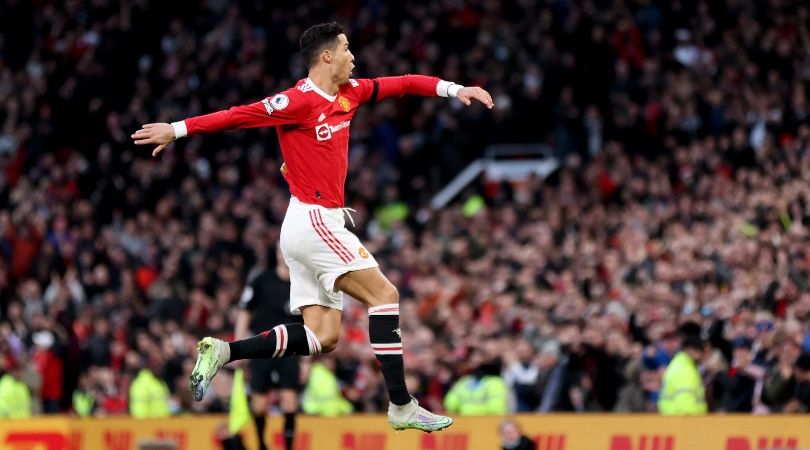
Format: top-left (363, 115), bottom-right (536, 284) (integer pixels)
top-left (444, 362), bottom-right (508, 416)
top-left (302, 361), bottom-right (353, 416)
top-left (658, 334), bottom-right (708, 415)
top-left (0, 370), bottom-right (32, 418)
top-left (129, 368), bottom-right (171, 418)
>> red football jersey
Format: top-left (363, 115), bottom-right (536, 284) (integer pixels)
top-left (182, 75), bottom-right (444, 207)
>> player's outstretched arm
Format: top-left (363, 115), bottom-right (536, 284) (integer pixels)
top-left (367, 76), bottom-right (494, 109)
top-left (132, 91), bottom-right (304, 158)
top-left (131, 123), bottom-right (176, 157)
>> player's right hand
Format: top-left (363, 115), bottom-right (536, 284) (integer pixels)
top-left (456, 86), bottom-right (494, 109)
top-left (132, 123), bottom-right (176, 157)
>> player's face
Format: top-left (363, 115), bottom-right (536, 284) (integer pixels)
top-left (331, 34), bottom-right (354, 84)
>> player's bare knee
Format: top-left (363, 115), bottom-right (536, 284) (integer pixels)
top-left (318, 332), bottom-right (340, 353)
top-left (379, 283), bottom-right (399, 305)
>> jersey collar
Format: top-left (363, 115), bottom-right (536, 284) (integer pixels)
top-left (305, 78), bottom-right (337, 102)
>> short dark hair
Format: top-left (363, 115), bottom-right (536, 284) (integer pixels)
top-left (679, 321), bottom-right (702, 338)
top-left (682, 335), bottom-right (705, 351)
top-left (680, 321), bottom-right (704, 351)
top-left (299, 22), bottom-right (344, 69)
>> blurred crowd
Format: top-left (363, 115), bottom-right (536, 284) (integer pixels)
top-left (2, 0), bottom-right (810, 417)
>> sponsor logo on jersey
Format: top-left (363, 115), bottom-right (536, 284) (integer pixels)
top-left (339, 96), bottom-right (351, 112)
top-left (315, 120), bottom-right (351, 141)
top-left (315, 124), bottom-right (332, 141)
top-left (271, 94), bottom-right (289, 110)
top-left (349, 79), bottom-right (359, 87)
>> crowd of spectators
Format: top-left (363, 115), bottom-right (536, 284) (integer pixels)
top-left (1, 0), bottom-right (810, 417)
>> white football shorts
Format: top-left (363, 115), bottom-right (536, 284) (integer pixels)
top-left (279, 196), bottom-right (379, 314)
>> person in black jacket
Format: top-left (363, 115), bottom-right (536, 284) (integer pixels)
top-left (499, 418), bottom-right (536, 450)
top-left (785, 353), bottom-right (810, 412)
top-left (720, 337), bottom-right (758, 412)
top-left (234, 245), bottom-right (302, 450)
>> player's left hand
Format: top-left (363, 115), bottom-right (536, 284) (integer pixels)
top-left (457, 86), bottom-right (494, 109)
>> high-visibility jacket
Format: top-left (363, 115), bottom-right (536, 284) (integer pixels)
top-left (129, 369), bottom-right (171, 418)
top-left (302, 363), bottom-right (353, 417)
top-left (73, 390), bottom-right (95, 417)
top-left (444, 374), bottom-right (508, 416)
top-left (658, 351), bottom-right (707, 415)
top-left (0, 373), bottom-right (32, 418)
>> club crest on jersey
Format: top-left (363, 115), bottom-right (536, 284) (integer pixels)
top-left (271, 94), bottom-right (289, 110)
top-left (358, 247), bottom-right (369, 258)
top-left (338, 96), bottom-right (351, 112)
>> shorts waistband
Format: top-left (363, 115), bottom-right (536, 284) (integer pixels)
top-left (290, 196), bottom-right (328, 207)
top-left (290, 197), bottom-right (356, 227)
